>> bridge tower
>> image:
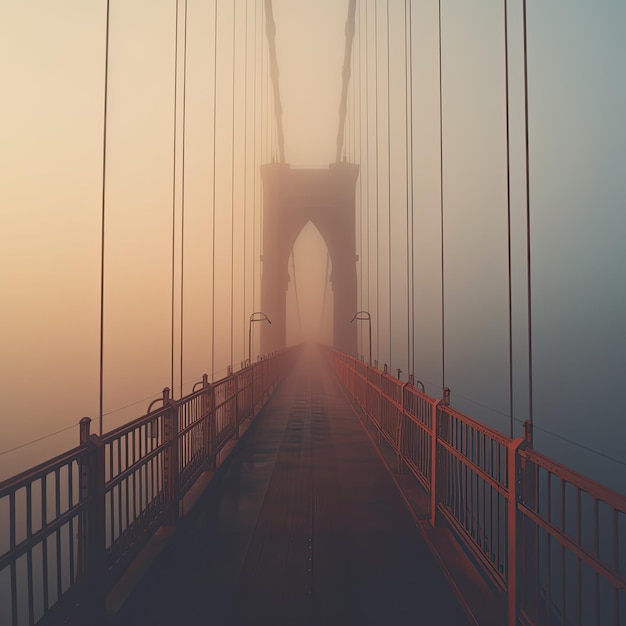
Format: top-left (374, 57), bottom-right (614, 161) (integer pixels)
top-left (260, 161), bottom-right (359, 356)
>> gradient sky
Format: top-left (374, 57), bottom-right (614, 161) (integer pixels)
top-left (1, 1), bottom-right (625, 495)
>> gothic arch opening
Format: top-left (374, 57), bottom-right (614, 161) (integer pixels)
top-left (286, 221), bottom-right (333, 346)
top-left (260, 162), bottom-right (359, 355)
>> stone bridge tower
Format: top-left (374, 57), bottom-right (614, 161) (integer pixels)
top-left (260, 161), bottom-right (359, 356)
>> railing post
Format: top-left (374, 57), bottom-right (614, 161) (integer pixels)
top-left (397, 383), bottom-right (409, 474)
top-left (507, 436), bottom-right (525, 626)
top-left (162, 388), bottom-right (180, 525)
top-left (233, 373), bottom-right (240, 439)
top-left (79, 417), bottom-right (106, 619)
top-left (520, 420), bottom-right (536, 620)
top-left (207, 379), bottom-right (217, 471)
top-left (430, 400), bottom-right (441, 528)
top-left (200, 374), bottom-right (214, 471)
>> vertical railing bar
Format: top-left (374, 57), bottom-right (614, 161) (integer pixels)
top-left (42, 473), bottom-right (49, 612)
top-left (594, 497), bottom-right (600, 626)
top-left (10, 491), bottom-right (18, 626)
top-left (576, 487), bottom-right (582, 626)
top-left (489, 464), bottom-right (494, 564)
top-left (498, 443), bottom-right (502, 574)
top-left (55, 525), bottom-right (62, 602)
top-left (117, 440), bottom-right (122, 541)
top-left (120, 433), bottom-right (130, 535)
top-left (67, 464), bottom-right (75, 587)
top-left (613, 509), bottom-right (619, 626)
top-left (140, 426), bottom-right (146, 514)
top-left (547, 523), bottom-right (551, 623)
top-left (54, 463), bottom-right (62, 599)
top-left (546, 471), bottom-right (552, 626)
top-left (506, 436), bottom-right (523, 626)
top-left (534, 465), bottom-right (540, 623)
top-left (124, 434), bottom-right (130, 534)
top-left (105, 441), bottom-right (115, 545)
top-left (429, 402), bottom-right (437, 527)
top-left (26, 483), bottom-right (35, 626)
top-left (109, 480), bottom-right (115, 550)
top-left (108, 440), bottom-right (113, 488)
top-left (131, 430), bottom-right (136, 525)
top-left (464, 426), bottom-right (469, 532)
top-left (451, 418), bottom-right (463, 521)
top-left (561, 478), bottom-right (566, 626)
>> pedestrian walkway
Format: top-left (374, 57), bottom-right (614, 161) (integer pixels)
top-left (112, 346), bottom-right (470, 625)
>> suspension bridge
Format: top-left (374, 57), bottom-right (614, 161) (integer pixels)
top-left (1, 1), bottom-right (625, 625)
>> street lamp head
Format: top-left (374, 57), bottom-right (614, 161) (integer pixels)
top-left (350, 310), bottom-right (371, 323)
top-left (250, 311), bottom-right (272, 324)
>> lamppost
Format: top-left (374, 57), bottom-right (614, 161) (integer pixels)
top-left (350, 311), bottom-right (372, 365)
top-left (248, 312), bottom-right (272, 365)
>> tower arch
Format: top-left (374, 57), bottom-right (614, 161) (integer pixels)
top-left (260, 162), bottom-right (359, 355)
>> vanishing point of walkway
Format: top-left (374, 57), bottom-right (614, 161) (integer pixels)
top-left (112, 347), bottom-right (470, 625)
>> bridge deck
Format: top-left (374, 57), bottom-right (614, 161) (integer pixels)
top-left (112, 347), bottom-right (469, 626)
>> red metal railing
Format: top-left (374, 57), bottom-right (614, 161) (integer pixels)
top-left (330, 349), bottom-right (626, 626)
top-left (0, 348), bottom-right (297, 626)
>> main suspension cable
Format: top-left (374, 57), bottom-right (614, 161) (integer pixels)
top-left (335, 0), bottom-right (357, 163)
top-left (263, 0), bottom-right (285, 162)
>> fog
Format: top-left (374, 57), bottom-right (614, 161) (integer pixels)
top-left (1, 1), bottom-right (625, 496)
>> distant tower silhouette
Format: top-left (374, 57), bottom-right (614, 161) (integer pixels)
top-left (260, 162), bottom-right (359, 355)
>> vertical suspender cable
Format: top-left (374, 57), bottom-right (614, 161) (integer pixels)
top-left (438, 0), bottom-right (446, 392)
top-left (211, 0), bottom-right (218, 380)
top-left (503, 0), bottom-right (514, 438)
top-left (171, 0), bottom-right (180, 396)
top-left (374, 0), bottom-right (380, 364)
top-left (405, 0), bottom-right (414, 378)
top-left (357, 1), bottom-right (363, 355)
top-left (98, 0), bottom-right (111, 436)
top-left (241, 0), bottom-right (249, 360)
top-left (252, 0), bottom-right (257, 356)
top-left (180, 0), bottom-right (189, 396)
top-left (230, 0), bottom-right (236, 368)
top-left (387, 0), bottom-right (392, 368)
top-left (387, 0), bottom-right (393, 368)
top-left (365, 2), bottom-right (370, 358)
top-left (522, 0), bottom-right (534, 442)
top-left (409, 0), bottom-right (415, 379)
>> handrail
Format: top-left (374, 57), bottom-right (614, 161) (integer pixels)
top-left (328, 348), bottom-right (626, 626)
top-left (0, 346), bottom-right (299, 625)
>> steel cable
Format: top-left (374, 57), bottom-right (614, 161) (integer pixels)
top-left (98, 0), bottom-right (111, 435)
